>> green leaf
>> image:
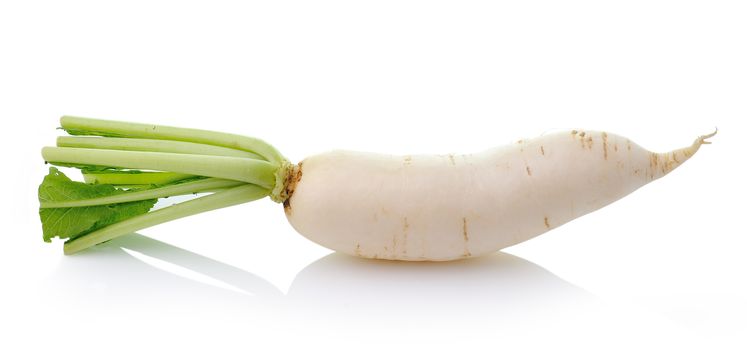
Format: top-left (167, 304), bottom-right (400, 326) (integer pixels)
top-left (38, 167), bottom-right (156, 243)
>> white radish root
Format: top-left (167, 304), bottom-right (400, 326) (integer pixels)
top-left (284, 129), bottom-right (716, 261)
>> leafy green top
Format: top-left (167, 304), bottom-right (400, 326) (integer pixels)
top-left (38, 167), bottom-right (156, 242)
top-left (39, 116), bottom-right (285, 254)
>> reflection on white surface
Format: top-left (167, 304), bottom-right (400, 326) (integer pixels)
top-left (43, 234), bottom-right (730, 349)
top-left (45, 233), bottom-right (593, 323)
top-left (119, 247), bottom-right (254, 296)
top-left (45, 234), bottom-right (283, 317)
top-left (288, 251), bottom-right (593, 323)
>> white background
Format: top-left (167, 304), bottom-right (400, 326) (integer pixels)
top-left (1, 1), bottom-right (745, 349)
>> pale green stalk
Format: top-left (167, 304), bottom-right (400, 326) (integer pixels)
top-left (64, 184), bottom-right (269, 255)
top-left (42, 147), bottom-right (276, 189)
top-left (61, 116), bottom-right (286, 165)
top-left (57, 136), bottom-right (263, 159)
top-left (82, 171), bottom-right (196, 185)
top-left (41, 178), bottom-right (243, 208)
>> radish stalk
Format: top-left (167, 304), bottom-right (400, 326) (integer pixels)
top-left (57, 136), bottom-right (263, 159)
top-left (40, 178), bottom-right (243, 208)
top-left (38, 116), bottom-right (715, 261)
top-left (42, 147), bottom-right (277, 189)
top-left (81, 171), bottom-right (197, 185)
top-left (62, 184), bottom-right (269, 255)
top-left (60, 116), bottom-right (285, 165)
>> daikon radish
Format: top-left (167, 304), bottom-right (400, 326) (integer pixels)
top-left (38, 116), bottom-right (714, 260)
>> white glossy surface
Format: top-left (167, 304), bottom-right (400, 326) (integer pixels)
top-left (1, 1), bottom-right (746, 349)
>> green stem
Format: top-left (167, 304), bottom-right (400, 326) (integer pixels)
top-left (57, 136), bottom-right (263, 160)
top-left (41, 178), bottom-right (243, 208)
top-left (61, 116), bottom-right (286, 165)
top-left (82, 171), bottom-right (197, 185)
top-left (42, 147), bottom-right (277, 189)
top-left (63, 184), bottom-right (269, 255)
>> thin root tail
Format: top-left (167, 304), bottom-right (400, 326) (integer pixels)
top-left (696, 128), bottom-right (718, 145)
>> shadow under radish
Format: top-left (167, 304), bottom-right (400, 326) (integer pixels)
top-left (43, 233), bottom-right (595, 325)
top-left (287, 252), bottom-right (595, 323)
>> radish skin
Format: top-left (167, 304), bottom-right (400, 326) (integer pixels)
top-left (284, 130), bottom-right (715, 261)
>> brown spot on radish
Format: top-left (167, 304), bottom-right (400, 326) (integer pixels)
top-left (571, 130), bottom-right (578, 135)
top-left (354, 244), bottom-right (362, 256)
top-left (659, 153), bottom-right (678, 174)
top-left (627, 139), bottom-right (632, 151)
top-left (462, 217), bottom-right (469, 242)
top-left (282, 163), bottom-right (303, 213)
top-left (602, 132), bottom-right (608, 160)
top-left (526, 166), bottom-right (532, 176)
top-left (517, 139), bottom-right (523, 144)
top-left (650, 152), bottom-right (659, 169)
top-left (540, 146), bottom-right (545, 155)
top-left (577, 132), bottom-right (593, 149)
top-left (544, 216), bottom-right (550, 229)
top-left (448, 154), bottom-right (456, 166)
top-left (462, 218), bottom-right (471, 258)
top-left (614, 144), bottom-right (618, 152)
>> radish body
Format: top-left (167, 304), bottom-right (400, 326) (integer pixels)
top-left (284, 130), bottom-right (714, 261)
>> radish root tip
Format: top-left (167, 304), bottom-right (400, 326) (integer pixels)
top-left (697, 128), bottom-right (718, 145)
